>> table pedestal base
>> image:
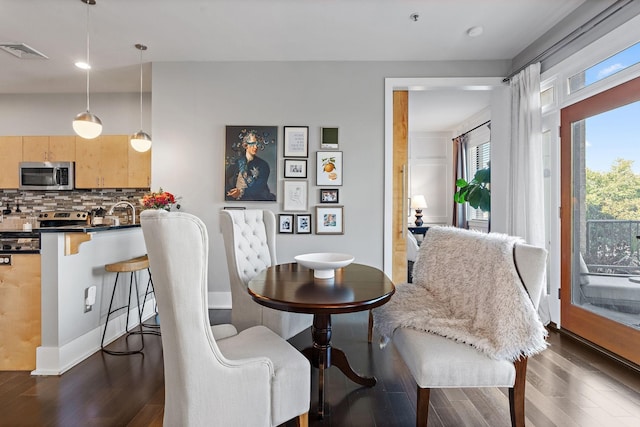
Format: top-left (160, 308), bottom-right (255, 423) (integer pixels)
top-left (301, 314), bottom-right (376, 418)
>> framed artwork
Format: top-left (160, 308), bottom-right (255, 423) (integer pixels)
top-left (284, 159), bottom-right (307, 178)
top-left (321, 127), bottom-right (339, 149)
top-left (296, 214), bottom-right (312, 234)
top-left (315, 206), bottom-right (344, 235)
top-left (278, 214), bottom-right (294, 233)
top-left (316, 151), bottom-right (343, 186)
top-left (320, 188), bottom-right (339, 204)
top-left (283, 180), bottom-right (308, 211)
top-left (224, 126), bottom-right (278, 202)
top-left (283, 126), bottom-right (309, 157)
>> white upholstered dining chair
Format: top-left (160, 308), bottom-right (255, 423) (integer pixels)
top-left (220, 209), bottom-right (312, 339)
top-left (376, 228), bottom-right (547, 427)
top-left (140, 210), bottom-right (310, 427)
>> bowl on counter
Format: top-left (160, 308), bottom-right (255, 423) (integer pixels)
top-left (294, 252), bottom-right (355, 279)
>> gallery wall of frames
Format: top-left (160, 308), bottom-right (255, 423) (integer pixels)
top-left (224, 125), bottom-right (344, 235)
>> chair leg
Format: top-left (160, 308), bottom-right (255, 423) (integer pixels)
top-left (368, 310), bottom-right (373, 343)
top-left (295, 412), bottom-right (308, 427)
top-left (509, 357), bottom-right (528, 427)
top-left (416, 386), bottom-right (430, 426)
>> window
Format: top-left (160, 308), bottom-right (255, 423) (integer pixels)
top-left (568, 41), bottom-right (640, 93)
top-left (468, 141), bottom-right (490, 220)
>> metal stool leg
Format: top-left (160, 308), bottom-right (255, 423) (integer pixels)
top-left (102, 271), bottom-right (144, 355)
top-left (101, 272), bottom-right (120, 351)
top-left (129, 269), bottom-right (160, 337)
top-left (140, 268), bottom-right (160, 331)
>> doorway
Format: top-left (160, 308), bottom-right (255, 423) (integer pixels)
top-left (383, 77), bottom-right (506, 280)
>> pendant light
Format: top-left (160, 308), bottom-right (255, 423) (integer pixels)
top-left (130, 43), bottom-right (152, 152)
top-left (73, 0), bottom-right (102, 139)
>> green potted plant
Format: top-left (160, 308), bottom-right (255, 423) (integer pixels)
top-left (454, 167), bottom-right (490, 213)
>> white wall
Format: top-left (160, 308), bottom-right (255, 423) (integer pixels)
top-left (0, 93), bottom-right (150, 135)
top-left (408, 131), bottom-right (451, 225)
top-left (487, 86), bottom-right (511, 234)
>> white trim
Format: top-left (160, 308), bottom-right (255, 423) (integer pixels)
top-left (33, 299), bottom-right (157, 376)
top-left (209, 291), bottom-right (232, 309)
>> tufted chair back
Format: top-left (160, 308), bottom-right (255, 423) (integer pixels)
top-left (225, 209), bottom-right (276, 284)
top-left (220, 209), bottom-right (312, 339)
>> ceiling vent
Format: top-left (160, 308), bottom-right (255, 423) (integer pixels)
top-left (0, 43), bottom-right (48, 59)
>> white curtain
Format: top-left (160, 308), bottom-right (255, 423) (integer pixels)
top-left (509, 63), bottom-right (549, 322)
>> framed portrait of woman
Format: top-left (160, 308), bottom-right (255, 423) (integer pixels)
top-left (224, 126), bottom-right (278, 202)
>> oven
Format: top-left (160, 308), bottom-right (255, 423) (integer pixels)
top-left (38, 210), bottom-right (89, 228)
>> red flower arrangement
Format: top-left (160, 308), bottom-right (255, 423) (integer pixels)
top-left (141, 188), bottom-right (179, 211)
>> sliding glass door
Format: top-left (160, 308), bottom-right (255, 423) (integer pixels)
top-left (560, 75), bottom-right (640, 365)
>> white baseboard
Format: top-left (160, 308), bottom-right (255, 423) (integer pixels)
top-left (32, 299), bottom-right (158, 376)
top-left (209, 291), bottom-right (232, 309)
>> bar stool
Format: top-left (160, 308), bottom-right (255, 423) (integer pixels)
top-left (140, 268), bottom-right (160, 330)
top-left (101, 255), bottom-right (157, 355)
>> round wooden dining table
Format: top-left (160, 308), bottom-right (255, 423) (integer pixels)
top-left (248, 262), bottom-right (395, 418)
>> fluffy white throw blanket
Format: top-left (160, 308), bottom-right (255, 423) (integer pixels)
top-left (374, 227), bottom-right (547, 361)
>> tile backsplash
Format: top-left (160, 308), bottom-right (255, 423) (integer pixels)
top-left (0, 188), bottom-right (147, 226)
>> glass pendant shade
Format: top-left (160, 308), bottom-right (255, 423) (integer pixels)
top-left (130, 130), bottom-right (152, 152)
top-left (73, 111), bottom-right (103, 139)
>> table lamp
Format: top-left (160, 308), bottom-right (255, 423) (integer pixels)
top-left (411, 195), bottom-right (428, 226)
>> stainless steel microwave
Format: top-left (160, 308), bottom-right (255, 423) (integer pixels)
top-left (19, 161), bottom-right (75, 190)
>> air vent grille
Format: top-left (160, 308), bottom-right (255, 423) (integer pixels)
top-left (0, 43), bottom-right (48, 59)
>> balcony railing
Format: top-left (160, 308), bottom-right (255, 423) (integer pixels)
top-left (585, 220), bottom-right (640, 274)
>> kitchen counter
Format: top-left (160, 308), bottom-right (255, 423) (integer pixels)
top-left (33, 225), bottom-right (152, 375)
top-left (0, 224), bottom-right (140, 234)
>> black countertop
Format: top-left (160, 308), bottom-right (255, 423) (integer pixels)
top-left (38, 224), bottom-right (141, 233)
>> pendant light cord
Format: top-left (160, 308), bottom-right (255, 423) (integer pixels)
top-left (139, 47), bottom-right (143, 130)
top-left (85, 1), bottom-right (91, 112)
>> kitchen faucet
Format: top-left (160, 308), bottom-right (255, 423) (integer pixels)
top-left (107, 201), bottom-right (136, 225)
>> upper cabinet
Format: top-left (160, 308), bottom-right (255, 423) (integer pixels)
top-left (23, 136), bottom-right (75, 162)
top-left (75, 135), bottom-right (129, 189)
top-left (0, 135), bottom-right (150, 189)
top-left (0, 136), bottom-right (23, 189)
top-left (128, 143), bottom-right (152, 188)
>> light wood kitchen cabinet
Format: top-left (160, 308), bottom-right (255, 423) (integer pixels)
top-left (128, 143), bottom-right (152, 188)
top-left (75, 135), bottom-right (129, 188)
top-left (0, 254), bottom-right (41, 370)
top-left (23, 136), bottom-right (75, 162)
top-left (0, 136), bottom-right (23, 189)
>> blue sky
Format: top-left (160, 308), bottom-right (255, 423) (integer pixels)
top-left (585, 101), bottom-right (640, 173)
top-left (582, 42), bottom-right (640, 173)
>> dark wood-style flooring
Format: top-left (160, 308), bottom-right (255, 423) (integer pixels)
top-left (1, 310), bottom-right (639, 426)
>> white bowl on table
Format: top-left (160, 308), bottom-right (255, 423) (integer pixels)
top-left (294, 252), bottom-right (355, 279)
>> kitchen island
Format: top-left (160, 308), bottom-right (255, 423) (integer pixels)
top-left (34, 224), bottom-right (155, 375)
